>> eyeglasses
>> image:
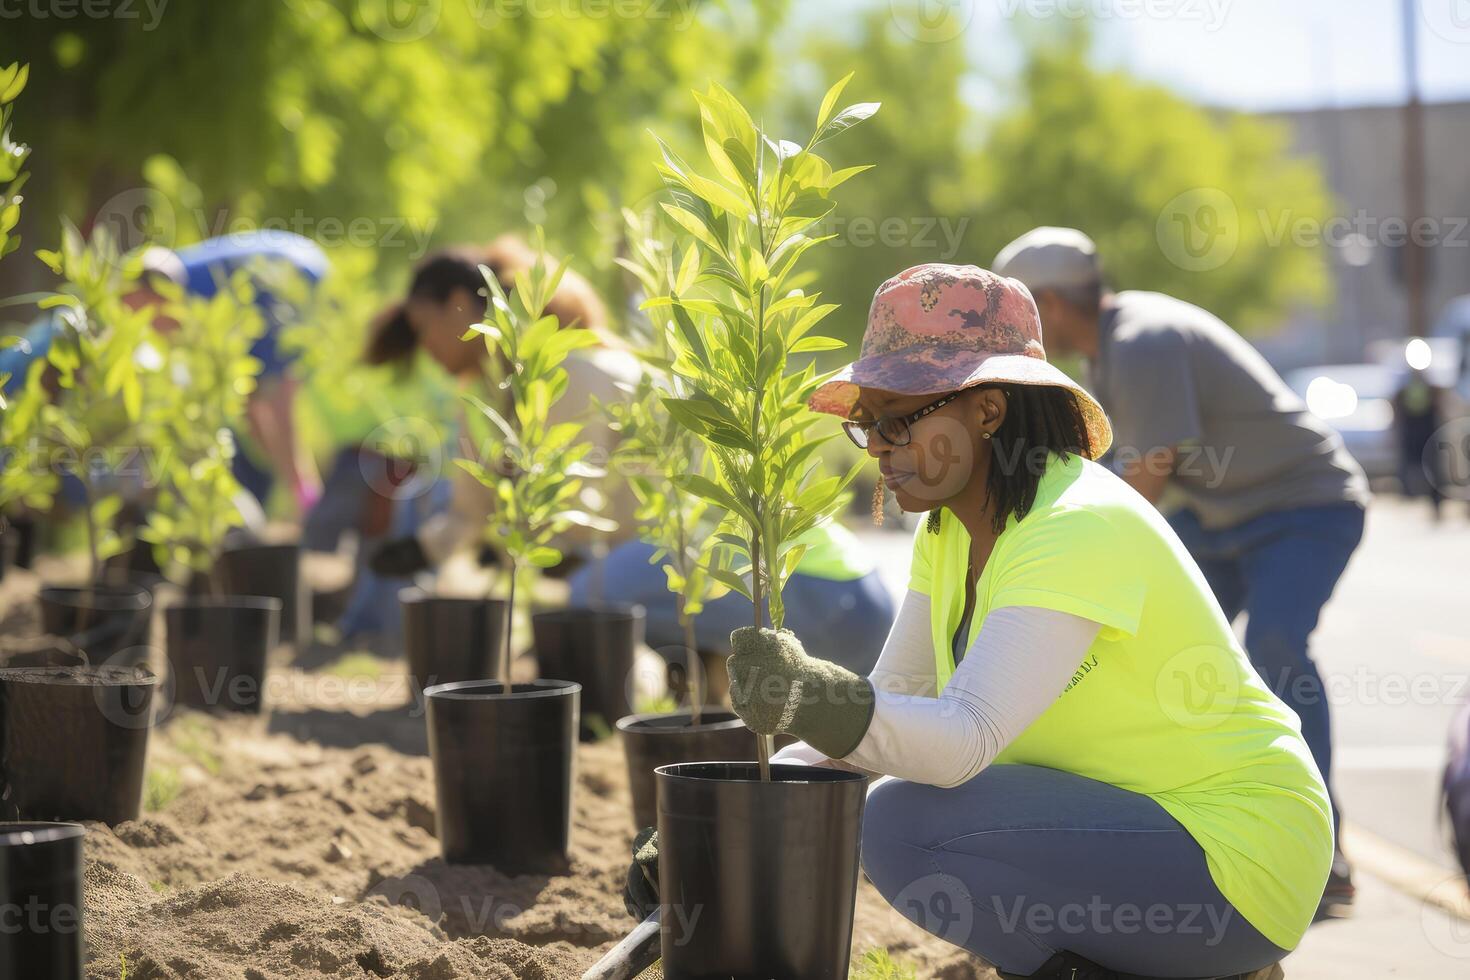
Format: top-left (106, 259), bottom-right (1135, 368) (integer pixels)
top-left (842, 391), bottom-right (961, 449)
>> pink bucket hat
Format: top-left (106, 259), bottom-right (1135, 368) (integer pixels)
top-left (808, 263), bottom-right (1112, 458)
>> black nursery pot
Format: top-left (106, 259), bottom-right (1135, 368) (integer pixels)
top-left (165, 596), bottom-right (281, 713)
top-left (615, 710), bottom-right (750, 830)
top-left (215, 543), bottom-right (307, 645)
top-left (1, 515), bottom-right (38, 573)
top-left (0, 822), bottom-right (85, 980)
top-left (0, 665), bottom-right (157, 824)
top-left (424, 679), bottom-right (580, 874)
top-left (656, 762), bottom-right (867, 980)
top-left (531, 604), bottom-right (643, 739)
top-left (399, 589), bottom-right (508, 696)
top-left (37, 583), bottom-right (153, 667)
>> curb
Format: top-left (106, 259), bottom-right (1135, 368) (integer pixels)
top-left (1344, 824), bottom-right (1470, 921)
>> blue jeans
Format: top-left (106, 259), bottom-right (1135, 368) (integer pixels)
top-left (1168, 502), bottom-right (1365, 827)
top-left (862, 764), bottom-right (1288, 976)
top-left (567, 540), bottom-right (896, 675)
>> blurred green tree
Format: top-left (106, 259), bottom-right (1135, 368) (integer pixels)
top-left (0, 0), bottom-right (788, 290)
top-left (790, 24), bottom-right (1331, 344)
top-left (791, 8), bottom-right (974, 346)
top-left (973, 33), bottom-right (1331, 333)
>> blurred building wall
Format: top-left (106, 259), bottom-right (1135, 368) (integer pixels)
top-left (1255, 100), bottom-right (1470, 370)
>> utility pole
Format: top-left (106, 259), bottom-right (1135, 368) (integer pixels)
top-left (1401, 0), bottom-right (1429, 337)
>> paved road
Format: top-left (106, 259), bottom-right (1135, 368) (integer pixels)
top-left (1318, 497), bottom-right (1469, 873)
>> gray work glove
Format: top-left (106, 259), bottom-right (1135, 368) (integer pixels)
top-left (727, 627), bottom-right (875, 760)
top-left (622, 826), bottom-right (660, 921)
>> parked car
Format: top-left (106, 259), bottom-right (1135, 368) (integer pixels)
top-left (1284, 363), bottom-right (1400, 482)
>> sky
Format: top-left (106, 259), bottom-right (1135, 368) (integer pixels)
top-left (801, 0), bottom-right (1470, 111)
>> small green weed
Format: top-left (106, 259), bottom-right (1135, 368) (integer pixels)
top-left (849, 948), bottom-right (918, 980)
top-left (324, 651), bottom-right (385, 680)
top-left (143, 765), bottom-right (181, 812)
top-left (171, 713), bottom-right (222, 775)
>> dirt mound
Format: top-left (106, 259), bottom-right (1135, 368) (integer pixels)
top-left (85, 869), bottom-right (589, 979)
top-left (0, 573), bottom-right (990, 979)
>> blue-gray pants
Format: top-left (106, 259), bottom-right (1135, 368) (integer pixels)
top-left (567, 540), bottom-right (895, 675)
top-left (861, 764), bottom-right (1289, 977)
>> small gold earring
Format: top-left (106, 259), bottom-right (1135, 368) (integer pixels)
top-left (982, 431), bottom-right (993, 440)
top-left (872, 479), bottom-right (885, 526)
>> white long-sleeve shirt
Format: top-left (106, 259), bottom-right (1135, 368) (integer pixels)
top-left (774, 589), bottom-right (1100, 788)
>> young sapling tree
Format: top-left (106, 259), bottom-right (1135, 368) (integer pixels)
top-left (648, 77), bottom-right (878, 777)
top-left (456, 235), bottom-right (617, 683)
top-left (0, 62), bottom-right (29, 272)
top-left (140, 271), bottom-right (267, 586)
top-left (28, 224), bottom-right (166, 584)
top-left (0, 63), bottom-right (55, 531)
top-left (610, 212), bottom-right (734, 724)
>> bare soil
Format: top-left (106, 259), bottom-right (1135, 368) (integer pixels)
top-left (1, 563), bottom-right (993, 979)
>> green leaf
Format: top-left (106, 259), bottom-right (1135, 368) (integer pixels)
top-left (669, 300), bottom-right (708, 366)
top-left (813, 102), bottom-right (881, 146)
top-left (0, 63), bottom-right (28, 104)
top-left (815, 71), bottom-right (855, 133)
top-left (674, 472), bottom-right (757, 526)
top-left (561, 510), bottom-right (619, 533)
top-left (707, 566), bottom-right (753, 602)
top-left (790, 335), bottom-right (845, 354)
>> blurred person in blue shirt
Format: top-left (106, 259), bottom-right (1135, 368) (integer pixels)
top-left (1, 230), bottom-right (330, 515)
top-left (174, 230), bottom-right (329, 513)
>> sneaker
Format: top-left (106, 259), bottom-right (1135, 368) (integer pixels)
top-left (1239, 966), bottom-right (1285, 980)
top-left (1315, 848), bottom-right (1356, 920)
